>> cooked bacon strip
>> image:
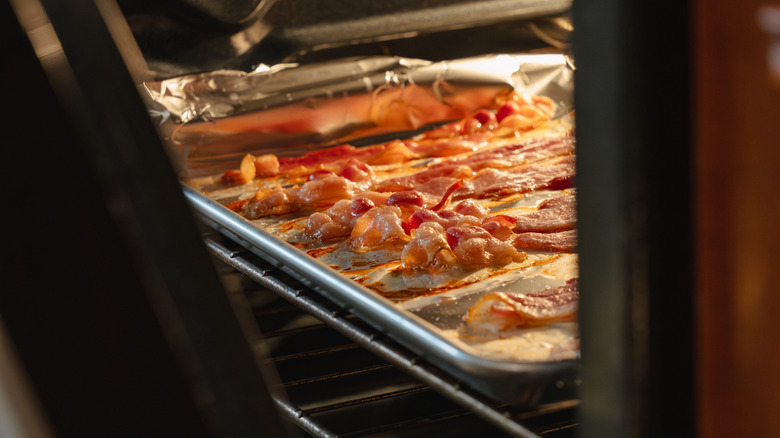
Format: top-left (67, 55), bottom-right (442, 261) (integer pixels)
top-left (513, 192), bottom-right (576, 233)
top-left (336, 159), bottom-right (375, 185)
top-left (451, 199), bottom-right (489, 219)
top-left (220, 153), bottom-right (257, 185)
top-left (429, 133), bottom-right (574, 172)
top-left (243, 159), bottom-right (376, 218)
top-left (481, 215), bottom-right (517, 241)
top-left (445, 226), bottom-right (526, 268)
top-left (400, 222), bottom-right (456, 270)
top-left (401, 201), bottom-right (485, 235)
top-left (405, 136), bottom-right (490, 158)
top-left (278, 144), bottom-right (383, 173)
top-left (492, 92), bottom-right (555, 120)
top-left (303, 192), bottom-right (390, 241)
top-left (305, 185), bottom-right (469, 244)
top-left (386, 190), bottom-right (425, 208)
top-left (417, 110), bottom-right (497, 140)
top-left (349, 205), bottom-right (411, 252)
top-left (244, 175), bottom-right (355, 218)
top-left (366, 139), bottom-right (417, 165)
top-left (465, 279), bottom-right (579, 333)
top-left (374, 135), bottom-right (574, 199)
top-left (461, 155), bottom-right (575, 199)
top-left (513, 229), bottom-right (577, 252)
top-left (430, 180), bottom-right (464, 212)
top-left (372, 165), bottom-right (473, 192)
top-left (401, 222), bottom-right (525, 271)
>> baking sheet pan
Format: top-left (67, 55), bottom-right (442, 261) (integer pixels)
top-left (184, 185), bottom-right (579, 406)
top-left (148, 53), bottom-right (580, 406)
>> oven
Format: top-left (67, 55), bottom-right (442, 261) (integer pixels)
top-left (3, 0), bottom-right (778, 437)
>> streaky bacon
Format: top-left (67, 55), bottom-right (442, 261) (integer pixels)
top-left (371, 165), bottom-right (473, 192)
top-left (445, 225), bottom-right (493, 249)
top-left (244, 175), bottom-right (358, 218)
top-left (461, 155), bottom-right (575, 199)
top-left (481, 215), bottom-right (517, 241)
top-left (400, 223), bottom-right (456, 270)
top-left (366, 139), bottom-right (418, 165)
top-left (349, 205), bottom-right (411, 252)
top-left (278, 144), bottom-right (382, 172)
top-left (374, 134), bottom-right (574, 200)
top-left (401, 199), bottom-right (486, 235)
top-left (430, 180), bottom-right (464, 212)
top-left (445, 226), bottom-right (526, 267)
top-left (406, 136), bottom-right (490, 157)
top-left (451, 199), bottom-right (488, 219)
top-left (386, 191), bottom-right (424, 208)
top-left (465, 278), bottom-right (579, 332)
top-left (337, 159), bottom-right (375, 183)
top-left (303, 194), bottom-right (386, 241)
top-left (513, 229), bottom-right (577, 252)
top-left (429, 133), bottom-right (574, 172)
top-left (513, 192), bottom-right (576, 233)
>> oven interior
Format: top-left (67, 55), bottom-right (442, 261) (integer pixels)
top-left (3, 0), bottom-right (694, 437)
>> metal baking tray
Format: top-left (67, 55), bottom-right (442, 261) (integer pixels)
top-left (184, 186), bottom-right (580, 406)
top-left (148, 53), bottom-right (580, 406)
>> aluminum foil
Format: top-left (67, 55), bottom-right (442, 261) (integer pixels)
top-left (143, 53), bottom-right (574, 178)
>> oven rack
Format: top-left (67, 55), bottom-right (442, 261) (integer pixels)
top-left (203, 231), bottom-right (579, 437)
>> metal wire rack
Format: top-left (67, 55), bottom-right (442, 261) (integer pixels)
top-left (203, 232), bottom-right (579, 437)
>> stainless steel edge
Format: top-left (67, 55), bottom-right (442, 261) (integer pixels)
top-left (183, 184), bottom-right (579, 400)
top-left (277, 0), bottom-right (572, 49)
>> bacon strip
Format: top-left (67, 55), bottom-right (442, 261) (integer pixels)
top-left (374, 135), bottom-right (575, 200)
top-left (513, 192), bottom-right (576, 233)
top-left (430, 180), bottom-right (464, 212)
top-left (303, 192), bottom-right (389, 241)
top-left (465, 279), bottom-right (579, 332)
top-left (429, 133), bottom-right (574, 172)
top-left (371, 165), bottom-right (473, 192)
top-left (461, 155), bottom-right (575, 199)
top-left (513, 229), bottom-right (577, 252)
top-left (349, 205), bottom-right (410, 252)
top-left (243, 175), bottom-right (358, 218)
top-left (278, 144), bottom-right (383, 173)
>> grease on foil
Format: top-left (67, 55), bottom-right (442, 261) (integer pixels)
top-left (144, 54), bottom-right (574, 178)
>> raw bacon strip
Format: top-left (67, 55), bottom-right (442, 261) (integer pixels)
top-left (465, 279), bottom-right (579, 333)
top-left (513, 192), bottom-right (577, 233)
top-left (513, 229), bottom-right (577, 253)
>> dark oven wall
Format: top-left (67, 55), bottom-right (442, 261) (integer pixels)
top-left (117, 0), bottom-right (572, 78)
